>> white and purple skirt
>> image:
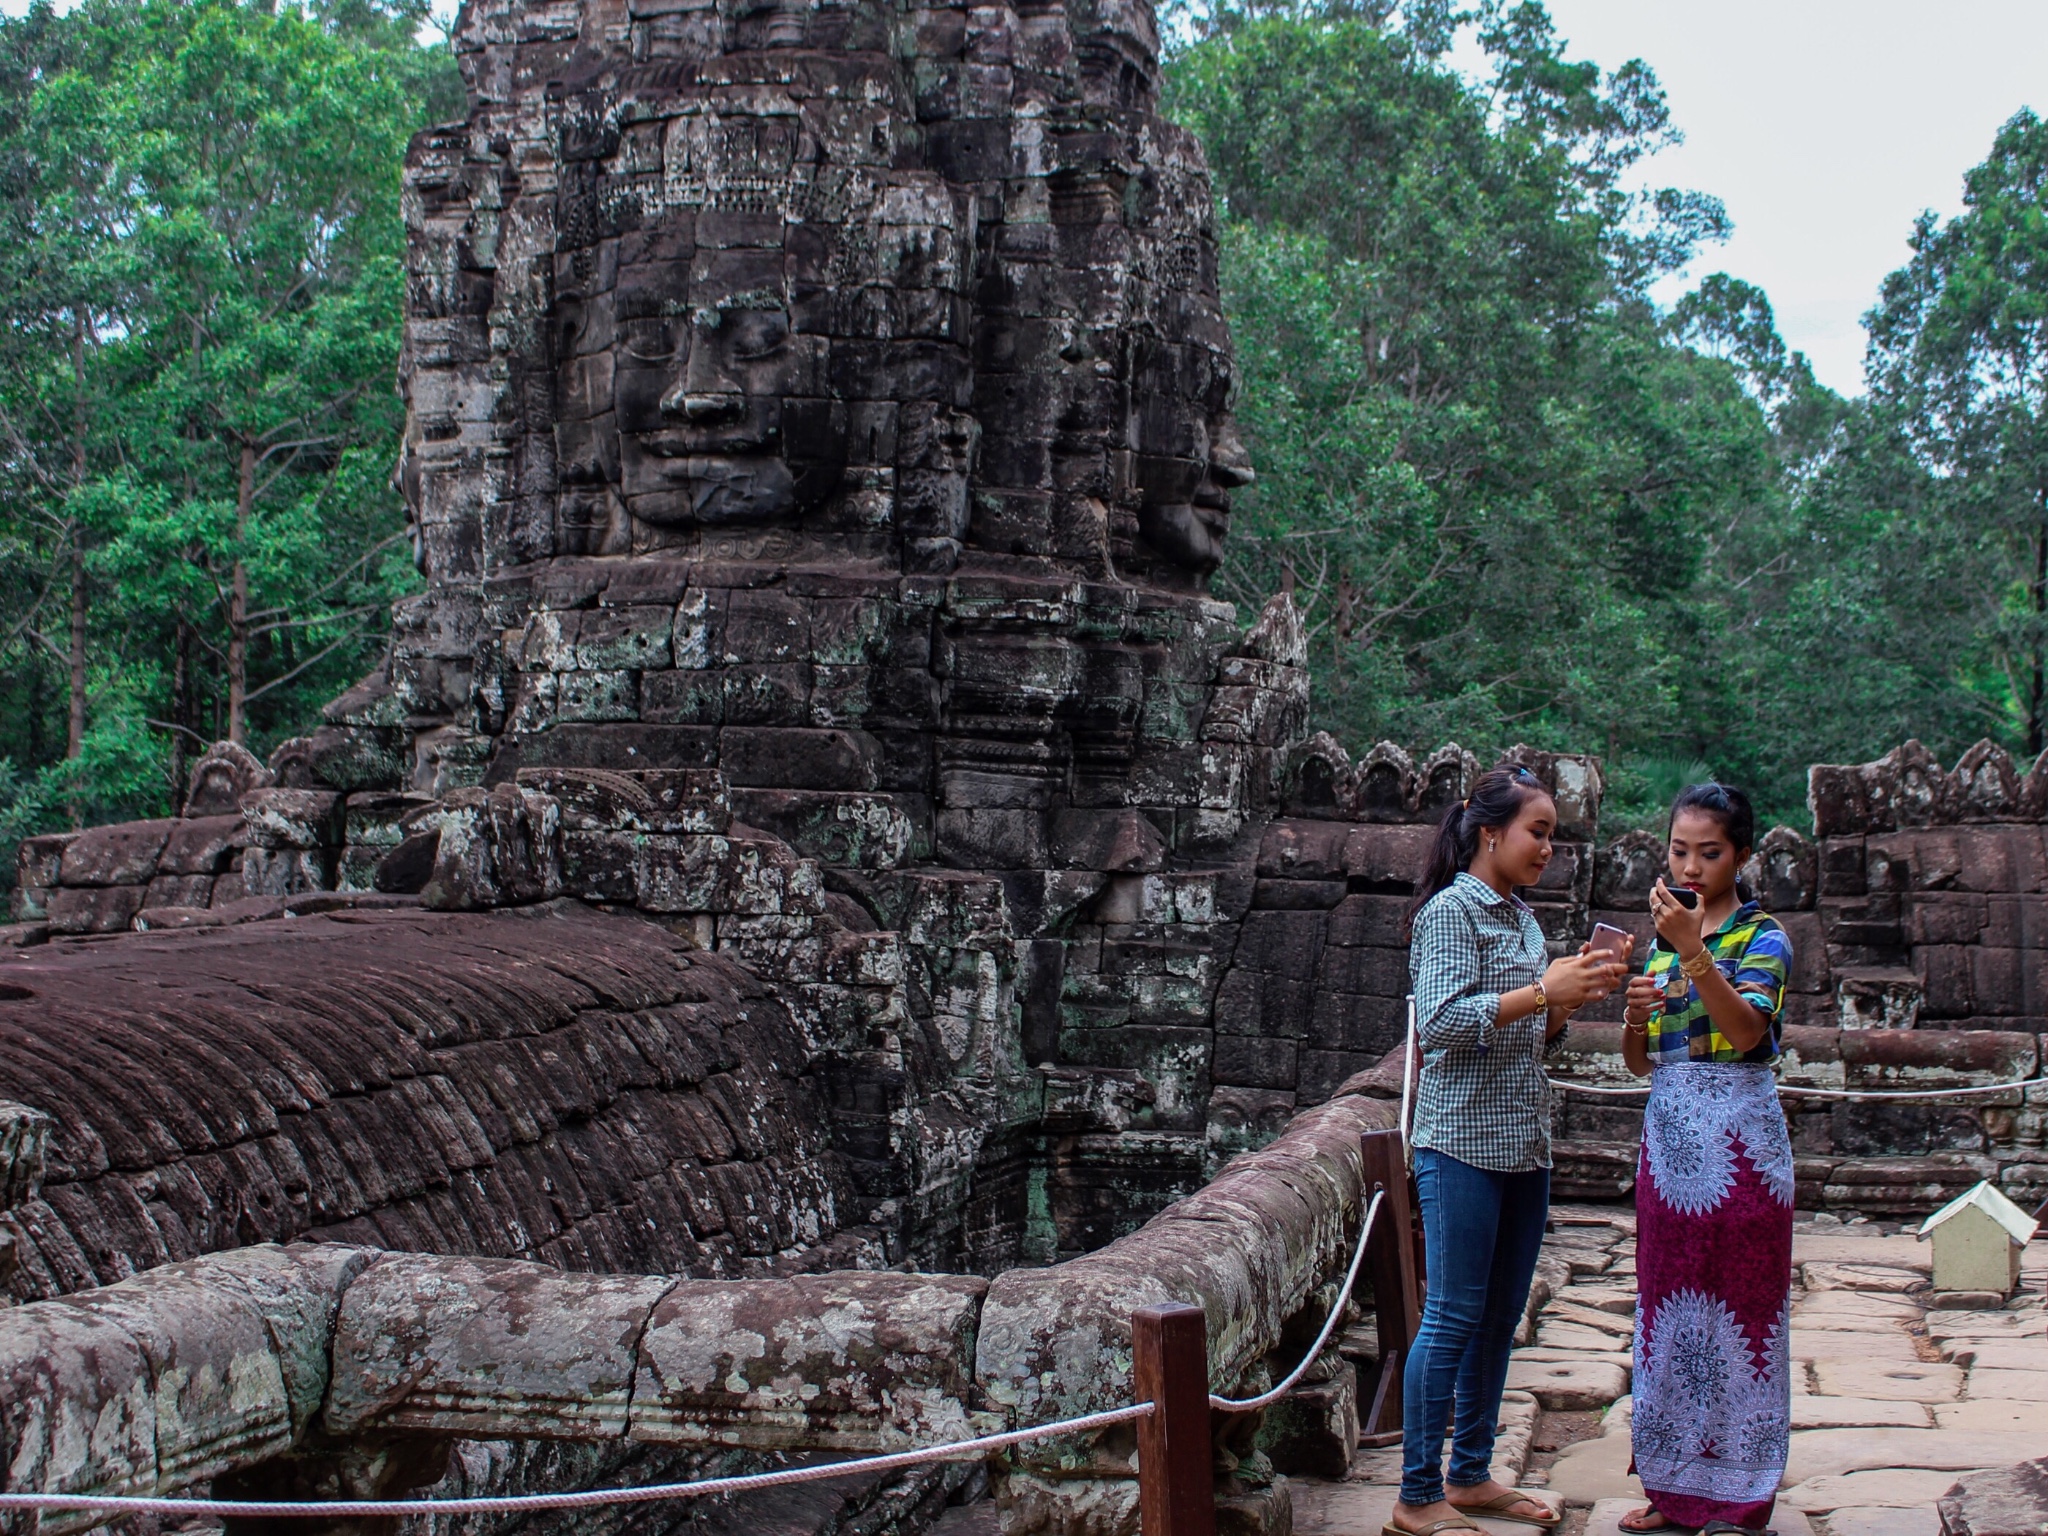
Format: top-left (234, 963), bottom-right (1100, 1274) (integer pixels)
top-left (1630, 1063), bottom-right (1795, 1531)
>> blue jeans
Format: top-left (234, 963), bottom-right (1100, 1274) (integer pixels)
top-left (1398, 1148), bottom-right (1551, 1506)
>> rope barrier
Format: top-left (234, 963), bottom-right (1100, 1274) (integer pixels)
top-left (1399, 996), bottom-right (1417, 1157)
top-left (1405, 991), bottom-right (2044, 1104)
top-left (0, 1404), bottom-right (1155, 1521)
top-left (1209, 1187), bottom-right (1384, 1412)
top-left (1551, 1075), bottom-right (2047, 1102)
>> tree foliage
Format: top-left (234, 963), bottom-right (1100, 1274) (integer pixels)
top-left (1864, 108), bottom-right (2048, 753)
top-left (0, 0), bottom-right (457, 844)
top-left (1165, 1), bottom-right (2033, 827)
top-left (0, 0), bottom-right (2038, 854)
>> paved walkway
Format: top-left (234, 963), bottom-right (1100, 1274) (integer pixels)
top-left (1293, 1207), bottom-right (2048, 1536)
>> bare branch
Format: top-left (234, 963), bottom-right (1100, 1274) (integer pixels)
top-left (240, 626), bottom-right (373, 705)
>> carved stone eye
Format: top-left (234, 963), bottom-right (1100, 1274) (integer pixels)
top-left (726, 309), bottom-right (789, 362)
top-left (622, 316), bottom-right (682, 362)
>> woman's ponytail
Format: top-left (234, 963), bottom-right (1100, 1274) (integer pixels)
top-left (1405, 764), bottom-right (1549, 934)
top-left (1411, 796), bottom-right (1478, 929)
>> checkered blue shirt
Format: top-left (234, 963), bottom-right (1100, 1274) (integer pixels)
top-left (1407, 873), bottom-right (1555, 1172)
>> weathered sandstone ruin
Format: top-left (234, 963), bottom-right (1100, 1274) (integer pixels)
top-left (4, 0), bottom-right (2047, 1525)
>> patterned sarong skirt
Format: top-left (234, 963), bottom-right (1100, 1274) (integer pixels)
top-left (1630, 1062), bottom-right (1794, 1531)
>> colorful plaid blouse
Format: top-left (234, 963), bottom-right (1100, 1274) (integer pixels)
top-left (1642, 900), bottom-right (1792, 1065)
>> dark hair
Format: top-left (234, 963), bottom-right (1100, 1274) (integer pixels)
top-left (1669, 781), bottom-right (1756, 856)
top-left (1407, 765), bottom-right (1552, 929)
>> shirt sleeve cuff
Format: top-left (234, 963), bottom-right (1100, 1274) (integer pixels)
top-left (1474, 993), bottom-right (1504, 1054)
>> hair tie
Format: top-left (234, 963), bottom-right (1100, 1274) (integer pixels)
top-left (1460, 798), bottom-right (1468, 809)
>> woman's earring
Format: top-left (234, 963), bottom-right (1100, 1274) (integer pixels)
top-left (1487, 837), bottom-right (1497, 854)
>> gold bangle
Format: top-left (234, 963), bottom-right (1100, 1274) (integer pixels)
top-left (1679, 948), bottom-right (1716, 980)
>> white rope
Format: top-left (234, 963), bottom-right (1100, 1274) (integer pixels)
top-left (1552, 1075), bottom-right (2046, 1102)
top-left (1209, 1187), bottom-right (1384, 1412)
top-left (0, 1404), bottom-right (1154, 1520)
top-left (1399, 996), bottom-right (1417, 1156)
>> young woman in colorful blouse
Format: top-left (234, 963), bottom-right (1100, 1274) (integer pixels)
top-left (1388, 766), bottom-right (1630, 1536)
top-left (1618, 783), bottom-right (1795, 1536)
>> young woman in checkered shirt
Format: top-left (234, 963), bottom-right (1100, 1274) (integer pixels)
top-left (1389, 765), bottom-right (1630, 1536)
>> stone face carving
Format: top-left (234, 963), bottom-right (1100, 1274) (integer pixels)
top-left (396, 0), bottom-right (1246, 585)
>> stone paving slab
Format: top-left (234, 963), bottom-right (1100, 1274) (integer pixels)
top-left (1789, 1232), bottom-right (1931, 1268)
top-left (1824, 1504), bottom-right (1943, 1536)
top-left (1790, 1328), bottom-right (1922, 1361)
top-left (1493, 1390), bottom-right (1539, 1487)
top-left (1927, 1312), bottom-right (2047, 1341)
top-left (1791, 1291), bottom-right (1924, 1321)
top-left (1810, 1359), bottom-right (1966, 1409)
top-left (1790, 1312), bottom-right (1921, 1333)
top-left (1543, 1300), bottom-right (1637, 1339)
top-left (1558, 1286), bottom-right (1637, 1315)
top-left (1537, 1321), bottom-right (1632, 1353)
top-left (1547, 1418), bottom-right (1642, 1508)
top-left (1782, 1429), bottom-right (2048, 1484)
top-left (1957, 1367), bottom-right (2048, 1400)
top-left (1934, 1402), bottom-right (2047, 1433)
top-left (1511, 1346), bottom-right (1634, 1371)
top-left (1791, 1395), bottom-right (1933, 1429)
top-left (1946, 1342), bottom-right (2047, 1369)
top-left (1782, 1470), bottom-right (1970, 1513)
top-left (1811, 1360), bottom-right (1964, 1401)
top-left (1802, 1262), bottom-right (1932, 1293)
top-left (1504, 1358), bottom-right (1628, 1410)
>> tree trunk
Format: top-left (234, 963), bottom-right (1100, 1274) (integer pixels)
top-left (65, 316), bottom-right (87, 767)
top-left (2032, 513), bottom-right (2047, 759)
top-left (227, 439), bottom-right (254, 743)
top-left (67, 524), bottom-right (85, 761)
top-left (170, 623), bottom-right (191, 815)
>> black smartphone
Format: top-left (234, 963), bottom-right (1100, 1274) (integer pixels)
top-left (1668, 887), bottom-right (1699, 909)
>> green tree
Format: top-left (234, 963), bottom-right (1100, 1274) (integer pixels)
top-left (1165, 3), bottom-right (1753, 764)
top-left (1865, 108), bottom-right (2048, 752)
top-left (0, 0), bottom-right (457, 847)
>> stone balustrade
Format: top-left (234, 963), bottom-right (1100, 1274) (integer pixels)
top-left (0, 1084), bottom-right (1397, 1536)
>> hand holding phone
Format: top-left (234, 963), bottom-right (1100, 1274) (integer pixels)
top-left (1651, 878), bottom-right (1706, 950)
top-left (1588, 922), bottom-right (1633, 962)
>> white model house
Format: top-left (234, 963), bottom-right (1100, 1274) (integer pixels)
top-left (1916, 1180), bottom-right (2039, 1297)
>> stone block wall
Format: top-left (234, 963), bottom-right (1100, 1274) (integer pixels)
top-left (1229, 736), bottom-right (2048, 1217)
top-left (1222, 738), bottom-right (1601, 1111)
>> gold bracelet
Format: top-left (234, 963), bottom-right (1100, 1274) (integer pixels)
top-left (1679, 947), bottom-right (1716, 980)
top-left (1529, 977), bottom-right (1549, 1013)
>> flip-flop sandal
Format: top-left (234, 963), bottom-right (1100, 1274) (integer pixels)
top-left (1451, 1492), bottom-right (1563, 1529)
top-left (1380, 1519), bottom-right (1481, 1536)
top-left (1700, 1523), bottom-right (1775, 1536)
top-left (1617, 1510), bottom-right (1669, 1533)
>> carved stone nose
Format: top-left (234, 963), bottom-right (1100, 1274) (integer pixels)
top-left (661, 385), bottom-right (744, 422)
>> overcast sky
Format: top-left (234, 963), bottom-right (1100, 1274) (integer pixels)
top-left (1455, 1), bottom-right (2048, 396)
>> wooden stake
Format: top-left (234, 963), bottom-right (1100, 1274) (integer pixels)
top-left (1358, 1126), bottom-right (1422, 1444)
top-left (1133, 1301), bottom-right (1215, 1536)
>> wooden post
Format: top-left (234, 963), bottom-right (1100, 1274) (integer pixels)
top-left (1358, 1126), bottom-right (1422, 1445)
top-left (1133, 1301), bottom-right (1215, 1536)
